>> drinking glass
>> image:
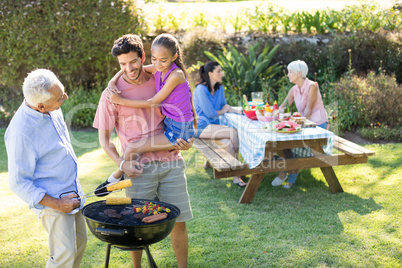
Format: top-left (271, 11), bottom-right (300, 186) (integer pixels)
top-left (251, 92), bottom-right (263, 103)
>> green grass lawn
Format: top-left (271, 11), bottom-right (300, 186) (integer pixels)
top-left (0, 128), bottom-right (401, 267)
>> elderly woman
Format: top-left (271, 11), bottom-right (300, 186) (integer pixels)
top-left (193, 61), bottom-right (247, 187)
top-left (272, 60), bottom-right (328, 189)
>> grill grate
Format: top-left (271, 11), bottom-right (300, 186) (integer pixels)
top-left (83, 199), bottom-right (180, 227)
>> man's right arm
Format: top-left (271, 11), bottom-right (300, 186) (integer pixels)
top-left (6, 132), bottom-right (79, 213)
top-left (98, 129), bottom-right (143, 178)
top-left (39, 193), bottom-right (80, 213)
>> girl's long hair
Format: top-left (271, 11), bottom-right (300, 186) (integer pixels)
top-left (152, 33), bottom-right (197, 132)
top-left (197, 61), bottom-right (222, 93)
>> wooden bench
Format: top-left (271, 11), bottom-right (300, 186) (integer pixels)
top-left (333, 135), bottom-right (375, 157)
top-left (193, 138), bottom-right (248, 172)
top-left (193, 136), bottom-right (375, 203)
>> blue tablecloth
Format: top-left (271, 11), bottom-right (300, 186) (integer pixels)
top-left (219, 113), bottom-right (334, 169)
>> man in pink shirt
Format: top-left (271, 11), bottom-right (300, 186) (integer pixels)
top-left (93, 34), bottom-right (193, 268)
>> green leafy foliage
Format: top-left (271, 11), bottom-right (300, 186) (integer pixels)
top-left (271, 30), bottom-right (402, 85)
top-left (334, 71), bottom-right (402, 131)
top-left (204, 41), bottom-right (282, 105)
top-left (62, 84), bottom-right (104, 129)
top-left (0, 0), bottom-right (144, 124)
top-left (358, 126), bottom-right (402, 142)
top-left (146, 2), bottom-right (401, 35)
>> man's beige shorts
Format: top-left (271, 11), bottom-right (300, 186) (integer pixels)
top-left (125, 159), bottom-right (193, 222)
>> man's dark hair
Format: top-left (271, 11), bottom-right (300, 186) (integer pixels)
top-left (111, 34), bottom-right (144, 58)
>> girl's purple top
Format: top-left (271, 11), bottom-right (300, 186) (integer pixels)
top-left (155, 62), bottom-right (194, 122)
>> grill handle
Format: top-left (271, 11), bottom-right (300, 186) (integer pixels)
top-left (96, 228), bottom-right (125, 236)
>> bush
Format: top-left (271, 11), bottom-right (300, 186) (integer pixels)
top-left (0, 0), bottom-right (144, 123)
top-left (272, 31), bottom-right (402, 84)
top-left (181, 28), bottom-right (225, 85)
top-left (358, 126), bottom-right (402, 142)
top-left (334, 71), bottom-right (402, 131)
top-left (182, 28), bottom-right (224, 68)
top-left (331, 31), bottom-right (402, 83)
top-left (62, 84), bottom-right (103, 129)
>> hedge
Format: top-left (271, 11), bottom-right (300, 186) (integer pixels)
top-left (0, 0), bottom-right (144, 121)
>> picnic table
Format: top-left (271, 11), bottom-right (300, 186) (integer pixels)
top-left (193, 112), bottom-right (375, 204)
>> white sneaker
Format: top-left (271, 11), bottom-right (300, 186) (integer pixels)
top-left (283, 183), bottom-right (293, 189)
top-left (271, 173), bottom-right (288, 186)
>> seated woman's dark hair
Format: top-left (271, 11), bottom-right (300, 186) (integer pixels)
top-left (198, 61), bottom-right (221, 93)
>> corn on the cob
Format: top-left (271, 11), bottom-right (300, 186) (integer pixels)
top-left (105, 197), bottom-right (132, 205)
top-left (106, 179), bottom-right (132, 192)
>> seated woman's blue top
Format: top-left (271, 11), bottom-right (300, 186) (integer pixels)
top-left (194, 84), bottom-right (227, 128)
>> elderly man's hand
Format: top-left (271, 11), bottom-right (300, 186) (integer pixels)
top-left (57, 193), bottom-right (81, 213)
top-left (121, 160), bottom-right (143, 178)
top-left (174, 137), bottom-right (194, 151)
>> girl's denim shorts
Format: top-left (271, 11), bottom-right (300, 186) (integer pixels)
top-left (164, 117), bottom-right (195, 145)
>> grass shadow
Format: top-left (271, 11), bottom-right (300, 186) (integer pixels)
top-left (190, 155), bottom-right (383, 235)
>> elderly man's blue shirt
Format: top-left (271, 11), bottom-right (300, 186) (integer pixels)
top-left (5, 103), bottom-right (84, 216)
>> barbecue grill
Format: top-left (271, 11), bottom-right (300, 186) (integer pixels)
top-left (82, 199), bottom-right (180, 268)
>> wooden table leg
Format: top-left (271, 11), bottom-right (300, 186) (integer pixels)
top-left (203, 160), bottom-right (212, 169)
top-left (310, 145), bottom-right (343, 193)
top-left (239, 173), bottom-right (264, 204)
top-left (321, 167), bottom-right (343, 193)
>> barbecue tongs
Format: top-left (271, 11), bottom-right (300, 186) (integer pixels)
top-left (59, 179), bottom-right (133, 201)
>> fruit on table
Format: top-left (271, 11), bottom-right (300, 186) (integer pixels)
top-left (274, 121), bottom-right (301, 131)
top-left (255, 106), bottom-right (265, 115)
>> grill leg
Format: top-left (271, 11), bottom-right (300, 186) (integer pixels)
top-left (144, 245), bottom-right (158, 268)
top-left (104, 244), bottom-right (112, 268)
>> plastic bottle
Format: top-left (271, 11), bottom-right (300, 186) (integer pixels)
top-left (265, 103), bottom-right (272, 113)
top-left (273, 100), bottom-right (278, 111)
top-left (266, 93), bottom-right (271, 106)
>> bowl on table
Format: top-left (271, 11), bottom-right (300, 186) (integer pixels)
top-left (243, 109), bottom-right (257, 120)
top-left (257, 114), bottom-right (279, 122)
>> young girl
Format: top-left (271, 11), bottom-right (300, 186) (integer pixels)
top-left (104, 33), bottom-right (196, 185)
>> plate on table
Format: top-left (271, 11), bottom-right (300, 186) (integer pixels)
top-left (273, 128), bottom-right (302, 134)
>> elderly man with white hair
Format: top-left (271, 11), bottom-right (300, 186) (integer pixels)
top-left (4, 69), bottom-right (87, 268)
top-left (271, 60), bottom-right (329, 189)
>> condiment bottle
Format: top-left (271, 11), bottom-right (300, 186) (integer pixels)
top-left (273, 100), bottom-right (278, 111)
top-left (265, 103), bottom-right (272, 113)
top-left (266, 93), bottom-right (271, 107)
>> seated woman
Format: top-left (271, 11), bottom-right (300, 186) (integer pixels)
top-left (272, 60), bottom-right (329, 189)
top-left (193, 61), bottom-right (246, 187)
